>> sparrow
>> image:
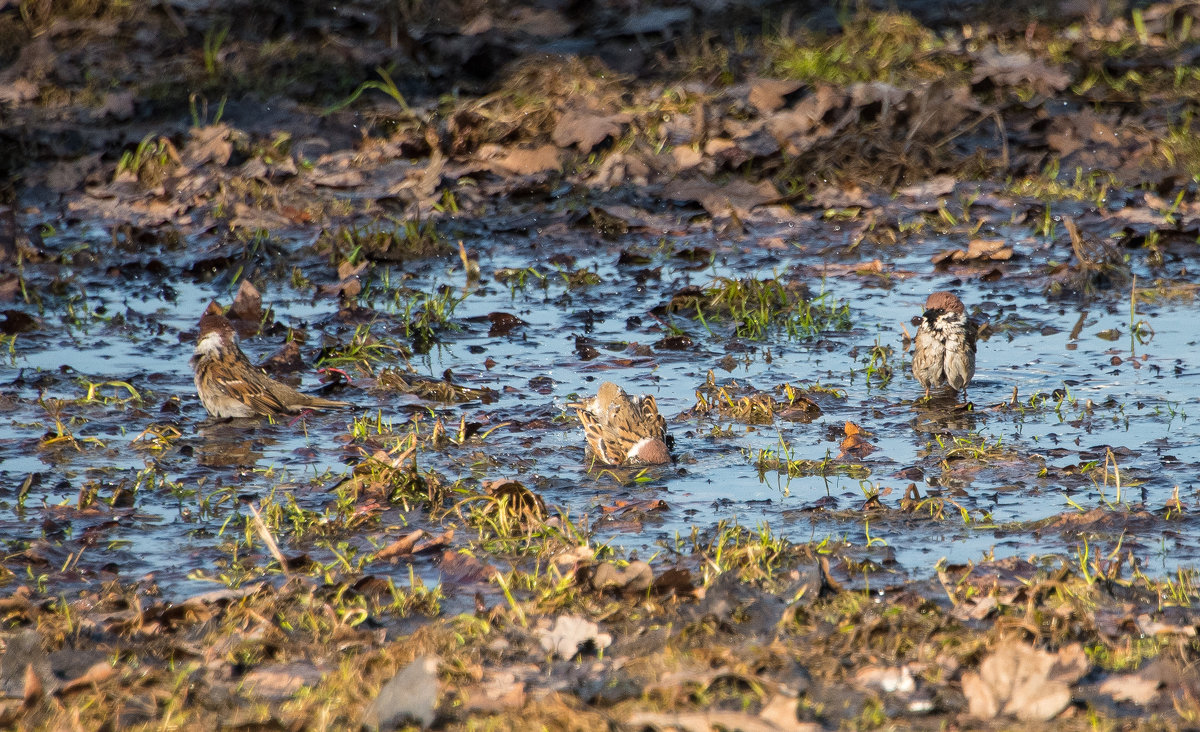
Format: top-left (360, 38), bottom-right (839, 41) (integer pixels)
top-left (191, 311), bottom-right (350, 418)
top-left (569, 381), bottom-right (671, 465)
top-left (911, 291), bottom-right (978, 400)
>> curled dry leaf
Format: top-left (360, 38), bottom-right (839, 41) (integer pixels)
top-left (839, 421), bottom-right (875, 459)
top-left (932, 239), bottom-right (1014, 265)
top-left (482, 144), bottom-right (562, 176)
top-left (538, 615), bottom-right (612, 659)
top-left (228, 278), bottom-right (263, 326)
top-left (972, 46), bottom-right (1072, 95)
top-left (962, 641), bottom-right (1088, 721)
top-left (746, 78), bottom-right (804, 115)
top-left (376, 529), bottom-right (427, 560)
top-left (578, 560), bottom-right (654, 594)
top-left (552, 109), bottom-right (629, 152)
top-left (661, 177), bottom-right (779, 219)
top-left (1099, 672), bottom-right (1161, 705)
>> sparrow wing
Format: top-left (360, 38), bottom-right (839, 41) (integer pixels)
top-left (257, 370), bottom-right (349, 413)
top-left (965, 318), bottom-right (978, 355)
top-left (600, 397), bottom-right (656, 463)
top-left (636, 395), bottom-right (668, 440)
top-left (236, 370), bottom-right (298, 415)
top-left (573, 405), bottom-right (615, 464)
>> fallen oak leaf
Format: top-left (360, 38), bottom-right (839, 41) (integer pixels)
top-left (932, 239), bottom-right (1014, 265)
top-left (962, 641), bottom-right (1088, 721)
top-left (481, 144), bottom-right (562, 176)
top-left (376, 529), bottom-right (428, 560)
top-left (577, 560), bottom-right (653, 594)
top-left (438, 549), bottom-right (496, 584)
top-left (838, 434), bottom-right (876, 459)
top-left (552, 109), bottom-right (630, 152)
top-left (1099, 672), bottom-right (1161, 705)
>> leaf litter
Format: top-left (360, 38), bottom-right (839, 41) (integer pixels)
top-left (3, 0), bottom-right (1200, 729)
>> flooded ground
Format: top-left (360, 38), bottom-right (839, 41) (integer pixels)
top-left (4, 0), bottom-right (1200, 728)
top-left (5, 199), bottom-right (1198, 592)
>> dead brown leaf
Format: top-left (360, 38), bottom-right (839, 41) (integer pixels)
top-left (181, 124), bottom-right (233, 169)
top-left (932, 239), bottom-right (1014, 265)
top-left (627, 709), bottom-right (820, 732)
top-left (439, 549), bottom-right (497, 584)
top-left (578, 560), bottom-right (654, 593)
top-left (552, 109), bottom-right (629, 152)
top-left (747, 78), bottom-right (804, 115)
top-left (662, 177), bottom-right (779, 218)
top-left (1099, 671), bottom-right (1161, 705)
top-left (241, 662), bottom-right (324, 701)
top-left (228, 278), bottom-right (263, 325)
top-left (310, 170), bottom-right (364, 188)
top-left (483, 144), bottom-right (562, 176)
top-left (58, 661), bottom-right (117, 694)
top-left (972, 46), bottom-right (1071, 95)
top-left (962, 641), bottom-right (1087, 721)
top-left (376, 529), bottom-right (428, 560)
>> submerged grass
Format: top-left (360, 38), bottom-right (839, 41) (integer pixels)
top-left (672, 277), bottom-right (851, 340)
top-left (319, 216), bottom-right (447, 264)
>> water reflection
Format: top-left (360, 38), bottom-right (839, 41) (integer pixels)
top-left (194, 421), bottom-right (272, 468)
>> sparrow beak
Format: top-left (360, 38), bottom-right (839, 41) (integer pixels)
top-left (922, 307), bottom-right (944, 323)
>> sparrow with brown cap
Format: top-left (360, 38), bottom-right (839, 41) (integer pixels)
top-left (911, 291), bottom-right (978, 400)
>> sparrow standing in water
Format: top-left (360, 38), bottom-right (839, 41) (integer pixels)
top-left (569, 381), bottom-right (671, 465)
top-left (192, 311), bottom-right (350, 418)
top-left (911, 291), bottom-right (978, 400)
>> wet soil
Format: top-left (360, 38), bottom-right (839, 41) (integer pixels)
top-left (4, 0), bottom-right (1200, 728)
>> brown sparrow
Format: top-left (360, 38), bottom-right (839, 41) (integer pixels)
top-left (911, 291), bottom-right (978, 400)
top-left (569, 381), bottom-right (671, 465)
top-left (192, 311), bottom-right (350, 418)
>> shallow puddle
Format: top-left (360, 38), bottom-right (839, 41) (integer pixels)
top-left (3, 205), bottom-right (1198, 598)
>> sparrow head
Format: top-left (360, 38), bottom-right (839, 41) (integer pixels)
top-left (195, 311), bottom-right (238, 358)
top-left (922, 291), bottom-right (968, 325)
top-left (923, 291), bottom-right (965, 315)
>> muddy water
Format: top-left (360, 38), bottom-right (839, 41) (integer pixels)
top-left (2, 214), bottom-right (1197, 597)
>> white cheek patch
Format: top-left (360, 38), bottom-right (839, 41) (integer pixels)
top-left (195, 331), bottom-right (225, 358)
top-left (934, 312), bottom-right (965, 331)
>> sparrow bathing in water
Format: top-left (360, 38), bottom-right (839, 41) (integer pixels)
top-left (192, 311), bottom-right (350, 419)
top-left (911, 291), bottom-right (978, 400)
top-left (569, 381), bottom-right (671, 465)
